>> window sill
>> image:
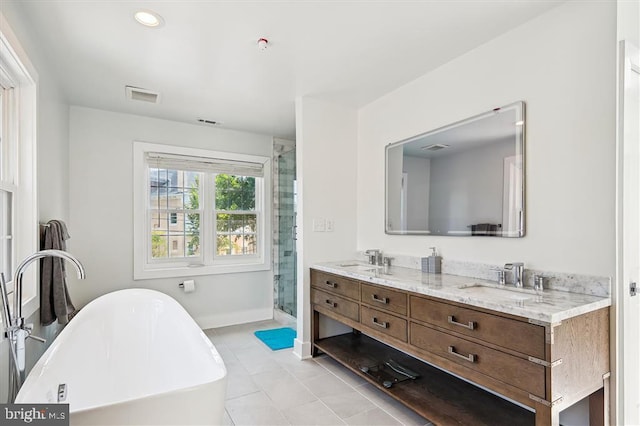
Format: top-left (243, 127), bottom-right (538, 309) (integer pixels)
top-left (134, 262), bottom-right (271, 280)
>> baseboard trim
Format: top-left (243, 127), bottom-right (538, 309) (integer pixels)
top-left (273, 308), bottom-right (296, 327)
top-left (196, 307), bottom-right (273, 330)
top-left (293, 338), bottom-right (312, 360)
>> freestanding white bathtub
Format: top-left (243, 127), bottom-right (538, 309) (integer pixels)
top-left (16, 289), bottom-right (227, 425)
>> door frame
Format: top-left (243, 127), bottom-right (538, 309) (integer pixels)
top-left (616, 39), bottom-right (640, 426)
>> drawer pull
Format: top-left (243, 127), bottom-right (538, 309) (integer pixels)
top-left (372, 317), bottom-right (389, 329)
top-left (372, 294), bottom-right (389, 304)
top-left (325, 300), bottom-right (337, 308)
top-left (325, 280), bottom-right (337, 288)
top-left (448, 346), bottom-right (476, 363)
top-left (448, 315), bottom-right (476, 330)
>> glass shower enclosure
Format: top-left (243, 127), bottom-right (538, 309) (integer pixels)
top-left (273, 142), bottom-right (297, 317)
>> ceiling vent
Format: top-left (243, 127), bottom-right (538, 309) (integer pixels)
top-left (421, 143), bottom-right (449, 151)
top-left (125, 86), bottom-right (160, 104)
top-left (197, 118), bottom-right (220, 126)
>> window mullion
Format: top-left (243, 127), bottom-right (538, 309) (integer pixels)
top-left (256, 178), bottom-right (263, 256)
top-left (203, 172), bottom-right (215, 265)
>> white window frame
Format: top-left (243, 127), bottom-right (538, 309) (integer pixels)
top-left (0, 87), bottom-right (17, 291)
top-left (0, 13), bottom-right (39, 326)
top-left (133, 141), bottom-right (271, 280)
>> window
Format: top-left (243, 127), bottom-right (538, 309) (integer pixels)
top-left (0, 85), bottom-right (15, 284)
top-left (149, 168), bottom-right (201, 259)
top-left (0, 16), bottom-right (39, 321)
top-left (215, 174), bottom-right (258, 255)
top-left (133, 142), bottom-right (271, 279)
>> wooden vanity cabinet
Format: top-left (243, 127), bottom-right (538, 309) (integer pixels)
top-left (310, 269), bottom-right (610, 426)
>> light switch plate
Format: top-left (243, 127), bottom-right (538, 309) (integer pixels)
top-left (313, 218), bottom-right (326, 232)
top-left (325, 219), bottom-right (334, 232)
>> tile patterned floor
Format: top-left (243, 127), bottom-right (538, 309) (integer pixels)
top-left (205, 320), bottom-right (434, 426)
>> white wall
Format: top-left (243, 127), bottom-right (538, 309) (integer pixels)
top-left (428, 139), bottom-right (513, 233)
top-left (404, 155), bottom-right (430, 231)
top-left (357, 0), bottom-right (617, 277)
top-left (67, 106), bottom-right (273, 328)
top-left (294, 97), bottom-right (358, 358)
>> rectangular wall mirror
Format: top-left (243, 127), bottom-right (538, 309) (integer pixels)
top-left (385, 101), bottom-right (525, 237)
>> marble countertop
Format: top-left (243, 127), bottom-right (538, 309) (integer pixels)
top-left (312, 261), bottom-right (611, 324)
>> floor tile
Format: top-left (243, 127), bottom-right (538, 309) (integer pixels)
top-left (226, 391), bottom-right (290, 426)
top-left (315, 356), bottom-right (368, 387)
top-left (282, 400), bottom-right (346, 425)
top-left (320, 390), bottom-right (376, 419)
top-left (355, 384), bottom-right (430, 426)
top-left (222, 409), bottom-right (235, 425)
top-left (251, 368), bottom-right (295, 390)
top-left (225, 371), bottom-right (260, 400)
top-left (280, 357), bottom-right (329, 381)
top-left (209, 320), bottom-right (435, 426)
top-left (303, 372), bottom-right (353, 398)
top-left (344, 407), bottom-right (402, 426)
top-left (263, 378), bottom-right (318, 410)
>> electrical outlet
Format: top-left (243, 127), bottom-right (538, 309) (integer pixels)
top-left (313, 218), bottom-right (326, 232)
top-left (325, 219), bottom-right (334, 232)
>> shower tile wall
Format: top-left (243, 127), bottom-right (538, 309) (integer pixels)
top-left (273, 140), bottom-right (296, 317)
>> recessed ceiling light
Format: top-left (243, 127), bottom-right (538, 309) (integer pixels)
top-left (134, 10), bottom-right (164, 28)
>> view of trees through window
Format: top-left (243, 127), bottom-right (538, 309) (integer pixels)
top-left (149, 168), bottom-right (257, 259)
top-left (215, 174), bottom-right (257, 256)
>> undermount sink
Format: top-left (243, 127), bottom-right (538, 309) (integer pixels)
top-left (338, 263), bottom-right (380, 273)
top-left (458, 283), bottom-right (536, 300)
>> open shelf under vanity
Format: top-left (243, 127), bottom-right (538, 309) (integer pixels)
top-left (314, 332), bottom-right (535, 426)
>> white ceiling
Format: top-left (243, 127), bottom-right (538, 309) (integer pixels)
top-left (11, 1), bottom-right (563, 139)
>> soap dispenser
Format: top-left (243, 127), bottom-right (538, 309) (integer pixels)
top-left (426, 247), bottom-right (442, 274)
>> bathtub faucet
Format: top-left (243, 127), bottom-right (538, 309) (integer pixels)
top-left (0, 249), bottom-right (85, 402)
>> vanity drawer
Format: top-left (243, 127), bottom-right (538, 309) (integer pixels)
top-left (410, 322), bottom-right (545, 398)
top-left (360, 306), bottom-right (407, 342)
top-left (312, 289), bottom-right (359, 322)
top-left (409, 295), bottom-right (545, 359)
top-left (311, 270), bottom-right (360, 301)
top-left (361, 283), bottom-right (408, 316)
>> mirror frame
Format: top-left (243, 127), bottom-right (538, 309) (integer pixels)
top-left (384, 101), bottom-right (526, 237)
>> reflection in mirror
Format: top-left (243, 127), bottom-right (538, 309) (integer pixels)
top-left (385, 101), bottom-right (525, 237)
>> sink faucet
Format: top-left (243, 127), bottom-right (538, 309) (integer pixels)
top-left (0, 249), bottom-right (85, 402)
top-left (504, 262), bottom-right (525, 288)
top-left (364, 249), bottom-right (382, 266)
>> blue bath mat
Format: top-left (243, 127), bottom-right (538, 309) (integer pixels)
top-left (254, 327), bottom-right (296, 350)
